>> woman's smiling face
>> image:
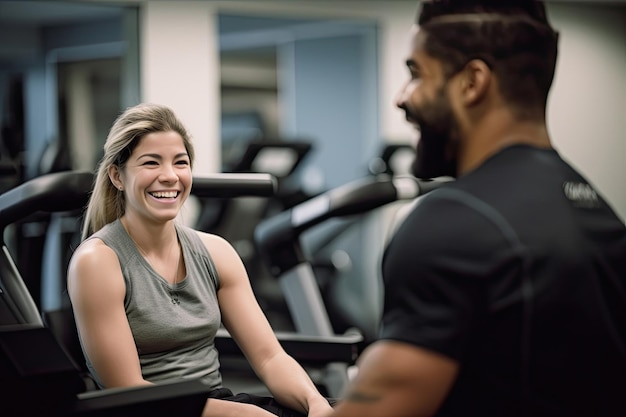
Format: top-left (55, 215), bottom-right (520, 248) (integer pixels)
top-left (115, 130), bottom-right (192, 225)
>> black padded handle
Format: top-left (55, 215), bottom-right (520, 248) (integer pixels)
top-left (0, 171), bottom-right (94, 229)
top-left (191, 173), bottom-right (276, 198)
top-left (215, 328), bottom-right (362, 365)
top-left (254, 174), bottom-right (449, 274)
top-left (0, 171), bottom-right (278, 230)
top-left (256, 175), bottom-right (443, 243)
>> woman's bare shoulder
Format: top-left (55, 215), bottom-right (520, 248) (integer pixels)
top-left (73, 237), bottom-right (116, 258)
top-left (193, 229), bottom-right (233, 252)
top-left (69, 238), bottom-right (120, 276)
top-left (191, 230), bottom-right (245, 280)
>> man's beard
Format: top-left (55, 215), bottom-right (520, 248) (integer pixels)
top-left (412, 126), bottom-right (457, 179)
top-left (409, 89), bottom-right (458, 179)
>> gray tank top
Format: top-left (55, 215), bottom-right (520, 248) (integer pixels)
top-left (82, 219), bottom-right (223, 389)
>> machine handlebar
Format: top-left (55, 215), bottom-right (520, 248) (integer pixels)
top-left (0, 171), bottom-right (278, 230)
top-left (254, 174), bottom-right (450, 275)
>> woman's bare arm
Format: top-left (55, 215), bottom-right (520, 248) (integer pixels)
top-left (201, 232), bottom-right (332, 416)
top-left (67, 239), bottom-right (147, 387)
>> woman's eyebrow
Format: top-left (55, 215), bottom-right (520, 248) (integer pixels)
top-left (136, 152), bottom-right (189, 160)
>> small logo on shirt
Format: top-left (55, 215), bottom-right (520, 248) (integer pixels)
top-left (563, 181), bottom-right (600, 208)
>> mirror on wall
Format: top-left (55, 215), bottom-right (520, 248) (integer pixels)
top-left (0, 0), bottom-right (129, 181)
top-left (220, 46), bottom-right (278, 171)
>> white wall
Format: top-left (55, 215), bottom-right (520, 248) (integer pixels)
top-left (140, 1), bottom-right (221, 175)
top-left (546, 3), bottom-right (626, 221)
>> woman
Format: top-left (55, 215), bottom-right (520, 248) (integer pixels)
top-left (67, 103), bottom-right (333, 417)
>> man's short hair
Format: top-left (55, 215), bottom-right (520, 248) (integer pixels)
top-left (416, 0), bottom-right (559, 118)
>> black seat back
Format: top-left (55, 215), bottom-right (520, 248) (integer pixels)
top-left (0, 171), bottom-right (93, 326)
top-left (0, 325), bottom-right (86, 415)
top-left (42, 307), bottom-right (88, 372)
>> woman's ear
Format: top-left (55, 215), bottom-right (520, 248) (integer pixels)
top-left (108, 165), bottom-right (124, 191)
top-left (459, 59), bottom-right (491, 106)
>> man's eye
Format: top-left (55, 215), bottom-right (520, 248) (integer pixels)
top-left (407, 64), bottom-right (420, 80)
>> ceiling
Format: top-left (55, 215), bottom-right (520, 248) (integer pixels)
top-left (0, 1), bottom-right (125, 26)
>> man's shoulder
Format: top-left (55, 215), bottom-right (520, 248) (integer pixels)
top-left (393, 186), bottom-right (511, 250)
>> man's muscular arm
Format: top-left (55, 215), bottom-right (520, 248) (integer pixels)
top-left (330, 340), bottom-right (459, 417)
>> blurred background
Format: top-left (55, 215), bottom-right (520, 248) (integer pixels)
top-left (0, 0), bottom-right (624, 326)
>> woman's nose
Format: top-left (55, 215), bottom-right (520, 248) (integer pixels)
top-left (159, 164), bottom-right (179, 182)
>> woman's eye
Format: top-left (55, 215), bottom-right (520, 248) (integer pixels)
top-left (176, 160), bottom-right (190, 166)
top-left (143, 161), bottom-right (158, 166)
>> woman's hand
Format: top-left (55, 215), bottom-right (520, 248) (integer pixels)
top-left (202, 399), bottom-right (277, 417)
top-left (307, 396), bottom-right (335, 417)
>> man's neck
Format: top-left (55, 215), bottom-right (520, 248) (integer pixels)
top-left (458, 109), bottom-right (552, 176)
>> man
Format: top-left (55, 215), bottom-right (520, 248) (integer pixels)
top-left (329, 1), bottom-right (626, 416)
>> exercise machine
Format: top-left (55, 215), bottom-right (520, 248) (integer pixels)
top-left (0, 170), bottom-right (209, 416)
top-left (0, 170), bottom-right (361, 414)
top-left (196, 140), bottom-right (315, 331)
top-left (254, 173), bottom-right (449, 396)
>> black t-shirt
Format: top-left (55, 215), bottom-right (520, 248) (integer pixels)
top-left (380, 145), bottom-right (626, 417)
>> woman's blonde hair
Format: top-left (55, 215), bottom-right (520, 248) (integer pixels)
top-left (81, 103), bottom-right (195, 240)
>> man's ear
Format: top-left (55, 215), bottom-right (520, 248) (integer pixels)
top-left (108, 165), bottom-right (123, 191)
top-left (459, 59), bottom-right (491, 106)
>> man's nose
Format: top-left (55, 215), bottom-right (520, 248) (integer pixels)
top-left (395, 82), bottom-right (410, 110)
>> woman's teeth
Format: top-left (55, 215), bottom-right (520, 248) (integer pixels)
top-left (150, 191), bottom-right (177, 198)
